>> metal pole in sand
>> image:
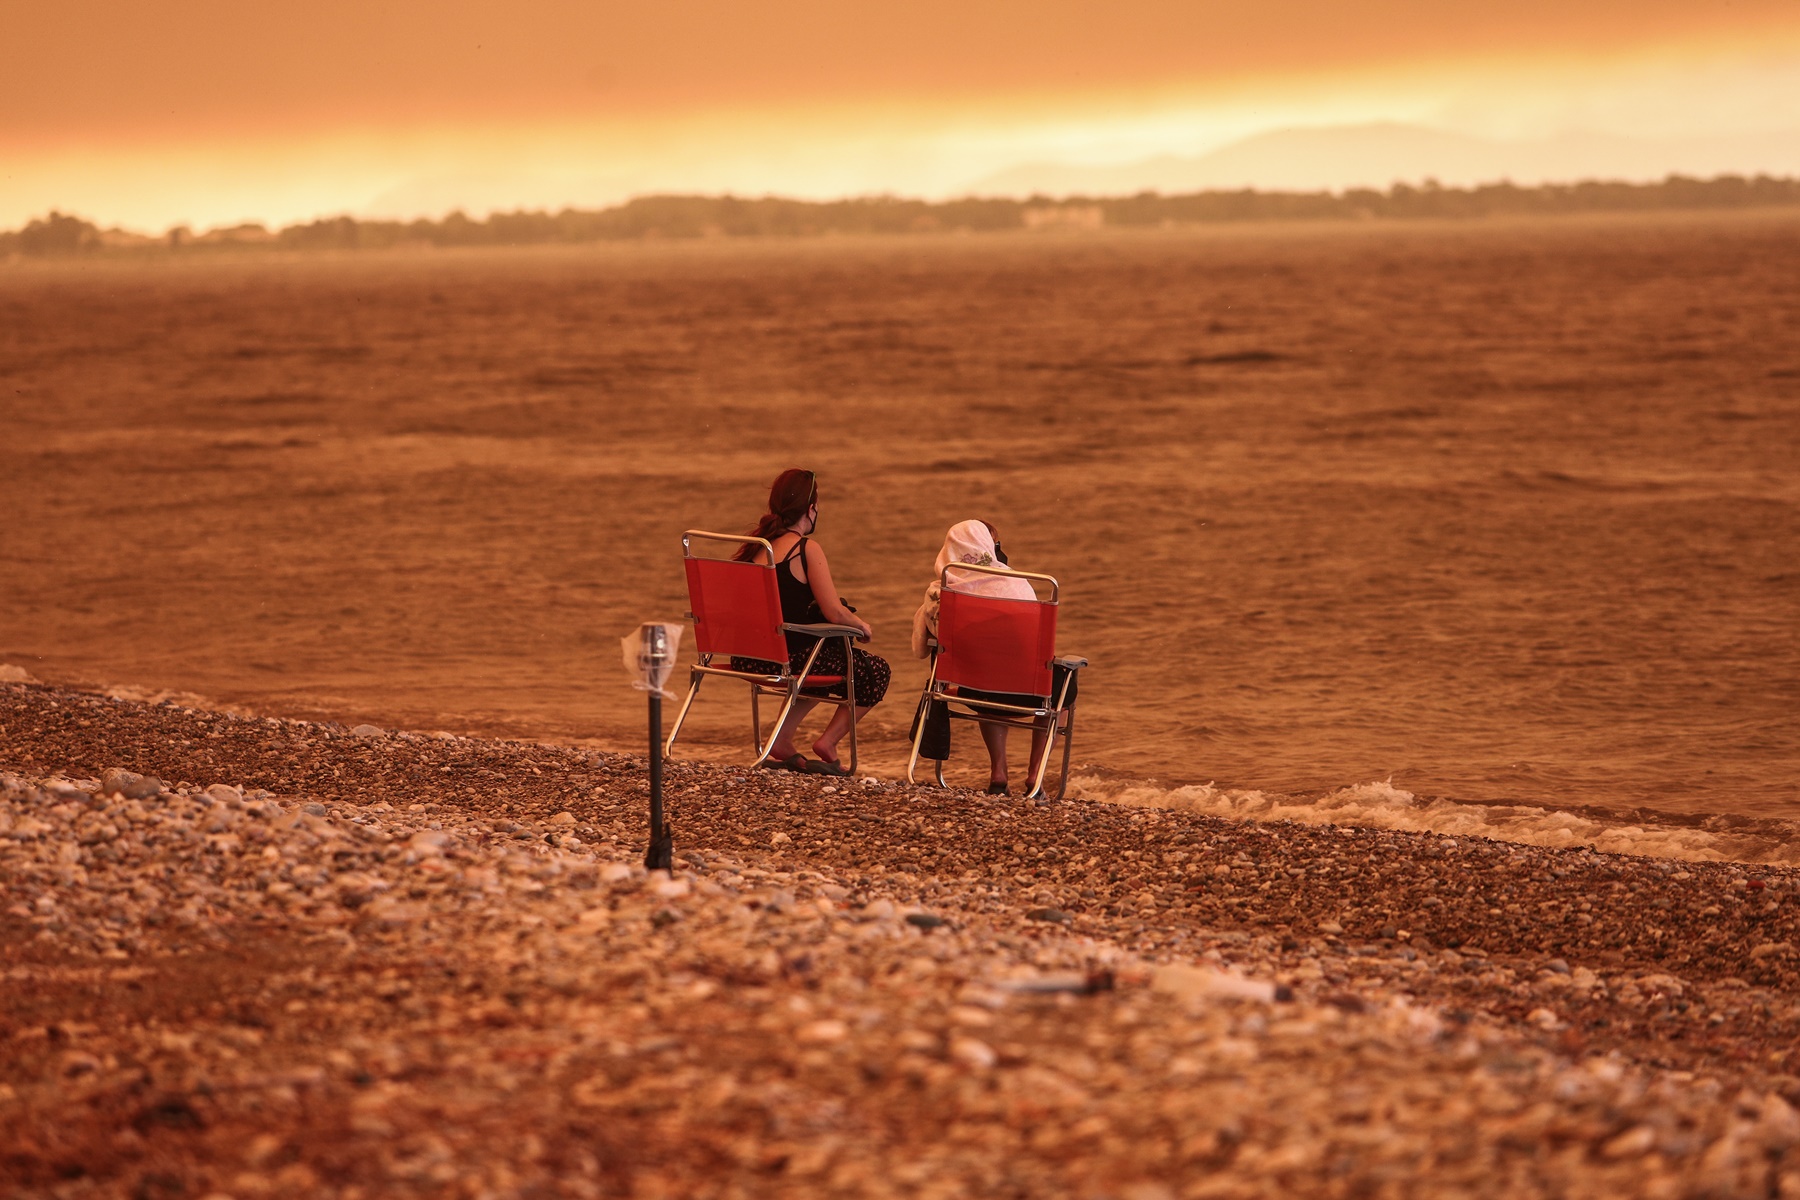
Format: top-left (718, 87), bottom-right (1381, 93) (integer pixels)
top-left (645, 688), bottom-right (672, 871)
top-left (640, 623), bottom-right (674, 872)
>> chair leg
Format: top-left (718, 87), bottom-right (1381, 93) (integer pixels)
top-left (1051, 669), bottom-right (1080, 801)
top-left (842, 635), bottom-right (858, 777)
top-left (906, 655), bottom-right (945, 789)
top-left (1024, 727), bottom-right (1053, 800)
top-left (754, 640), bottom-right (827, 767)
top-left (1055, 707), bottom-right (1077, 802)
top-left (906, 690), bottom-right (931, 785)
top-left (664, 670), bottom-right (706, 759)
top-left (755, 682), bottom-right (804, 766)
top-left (750, 686), bottom-right (762, 755)
top-left (1025, 705), bottom-right (1063, 802)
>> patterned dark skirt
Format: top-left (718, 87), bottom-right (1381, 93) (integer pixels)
top-left (730, 637), bottom-right (891, 706)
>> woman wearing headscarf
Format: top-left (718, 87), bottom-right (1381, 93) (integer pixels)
top-left (911, 520), bottom-right (1076, 794)
top-left (729, 468), bottom-right (890, 774)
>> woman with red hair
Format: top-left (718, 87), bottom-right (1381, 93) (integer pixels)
top-left (731, 468), bottom-right (890, 774)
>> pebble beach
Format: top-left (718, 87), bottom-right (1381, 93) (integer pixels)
top-left (4, 678), bottom-right (1800, 1198)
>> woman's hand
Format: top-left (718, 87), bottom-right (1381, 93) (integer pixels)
top-left (853, 617), bottom-right (873, 642)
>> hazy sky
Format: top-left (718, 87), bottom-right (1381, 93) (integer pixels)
top-left (5, 0), bottom-right (1799, 230)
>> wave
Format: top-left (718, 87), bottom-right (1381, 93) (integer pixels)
top-left (1070, 776), bottom-right (1800, 867)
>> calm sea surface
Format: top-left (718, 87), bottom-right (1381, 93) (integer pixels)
top-left (3, 213), bottom-right (1797, 819)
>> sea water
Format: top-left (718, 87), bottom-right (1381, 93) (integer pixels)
top-left (2, 213), bottom-right (1795, 852)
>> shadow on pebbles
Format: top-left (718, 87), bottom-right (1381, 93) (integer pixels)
top-left (3, 681), bottom-right (1800, 1198)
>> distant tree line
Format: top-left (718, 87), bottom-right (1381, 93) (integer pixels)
top-left (3, 211), bottom-right (110, 255)
top-left (6, 174), bottom-right (1800, 257)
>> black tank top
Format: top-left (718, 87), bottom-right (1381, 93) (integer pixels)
top-left (775, 539), bottom-right (822, 652)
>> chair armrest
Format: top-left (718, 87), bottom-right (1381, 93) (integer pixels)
top-left (782, 622), bottom-right (866, 639)
top-left (1053, 656), bottom-right (1088, 670)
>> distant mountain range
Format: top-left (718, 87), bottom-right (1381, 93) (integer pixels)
top-left (970, 122), bottom-right (1800, 197)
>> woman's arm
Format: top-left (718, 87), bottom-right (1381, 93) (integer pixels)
top-left (801, 541), bottom-right (872, 640)
top-left (910, 583), bottom-right (938, 659)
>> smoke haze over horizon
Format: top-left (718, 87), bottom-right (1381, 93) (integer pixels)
top-left (5, 1), bottom-right (1800, 231)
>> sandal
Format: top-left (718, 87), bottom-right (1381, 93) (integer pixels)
top-left (985, 781), bottom-right (1010, 796)
top-left (807, 757), bottom-right (851, 777)
top-left (759, 754), bottom-right (810, 773)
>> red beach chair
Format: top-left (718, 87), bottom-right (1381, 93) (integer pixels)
top-left (663, 530), bottom-right (867, 772)
top-left (906, 562), bottom-right (1086, 800)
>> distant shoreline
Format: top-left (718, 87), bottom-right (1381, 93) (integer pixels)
top-left (7, 173), bottom-right (1800, 258)
top-left (10, 666), bottom-right (1798, 868)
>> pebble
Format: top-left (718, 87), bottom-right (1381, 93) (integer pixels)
top-left (1603, 1125), bottom-right (1659, 1159)
top-left (123, 775), bottom-right (165, 799)
top-left (796, 1019), bottom-right (849, 1045)
top-left (3, 680), bottom-right (1800, 1199)
top-left (948, 1036), bottom-right (998, 1069)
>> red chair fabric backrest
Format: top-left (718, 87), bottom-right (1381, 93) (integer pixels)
top-left (686, 557), bottom-right (788, 662)
top-left (936, 588), bottom-right (1057, 697)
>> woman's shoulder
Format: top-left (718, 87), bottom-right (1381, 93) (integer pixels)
top-left (770, 532), bottom-right (811, 556)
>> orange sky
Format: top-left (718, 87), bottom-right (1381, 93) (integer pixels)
top-left (5, 1), bottom-right (1800, 230)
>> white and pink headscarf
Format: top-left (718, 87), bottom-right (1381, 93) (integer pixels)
top-left (934, 520), bottom-right (1035, 601)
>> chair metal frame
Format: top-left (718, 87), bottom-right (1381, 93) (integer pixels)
top-left (664, 530), bottom-right (866, 773)
top-left (905, 562), bottom-right (1086, 800)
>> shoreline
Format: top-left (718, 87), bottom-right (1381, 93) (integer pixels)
top-left (4, 679), bottom-right (1800, 1194)
top-left (1075, 777), bottom-right (1800, 871)
top-left (6, 677), bottom-right (1798, 991)
top-left (12, 665), bottom-right (1796, 869)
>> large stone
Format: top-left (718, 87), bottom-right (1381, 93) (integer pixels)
top-left (99, 767), bottom-right (140, 796)
top-left (121, 775), bottom-right (165, 800)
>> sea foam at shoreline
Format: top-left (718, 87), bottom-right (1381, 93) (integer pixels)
top-left (1082, 777), bottom-right (1800, 867)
